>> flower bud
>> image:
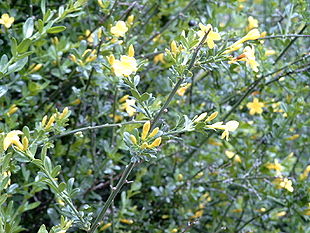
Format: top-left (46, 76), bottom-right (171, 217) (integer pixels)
top-left (128, 44), bottom-right (135, 57)
top-left (148, 127), bottom-right (159, 138)
top-left (141, 121), bottom-right (151, 140)
top-left (130, 135), bottom-right (137, 144)
top-left (22, 136), bottom-right (29, 151)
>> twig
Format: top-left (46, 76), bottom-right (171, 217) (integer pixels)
top-left (274, 24), bottom-right (307, 64)
top-left (52, 120), bottom-right (146, 139)
top-left (88, 162), bottom-right (136, 233)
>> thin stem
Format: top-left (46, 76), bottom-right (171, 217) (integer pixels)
top-left (274, 24), bottom-right (307, 64)
top-left (88, 162), bottom-right (136, 233)
top-left (53, 121), bottom-right (147, 139)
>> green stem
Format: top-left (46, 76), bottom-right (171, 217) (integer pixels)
top-left (88, 162), bottom-right (136, 233)
top-left (53, 120), bottom-right (147, 139)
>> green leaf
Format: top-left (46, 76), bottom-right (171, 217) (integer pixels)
top-left (40, 0), bottom-right (46, 15)
top-left (17, 38), bottom-right (32, 53)
top-left (37, 225), bottom-right (48, 233)
top-left (10, 37), bottom-right (18, 57)
top-left (23, 18), bottom-right (34, 38)
top-left (0, 54), bottom-right (8, 72)
top-left (47, 26), bottom-right (66, 34)
top-left (7, 57), bottom-right (28, 74)
top-left (58, 182), bottom-right (67, 192)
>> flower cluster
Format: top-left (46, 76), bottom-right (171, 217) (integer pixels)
top-left (193, 112), bottom-right (239, 141)
top-left (130, 121), bottom-right (162, 150)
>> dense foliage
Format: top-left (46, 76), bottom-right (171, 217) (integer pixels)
top-left (0, 0), bottom-right (309, 232)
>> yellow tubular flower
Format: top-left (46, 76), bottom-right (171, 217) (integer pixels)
top-left (0, 13), bottom-right (14, 28)
top-left (41, 115), bottom-right (48, 127)
top-left (107, 54), bottom-right (115, 65)
top-left (141, 121), bottom-right (151, 140)
top-left (22, 136), bottom-right (29, 151)
top-left (223, 43), bottom-right (243, 54)
top-left (29, 64), bottom-right (43, 73)
top-left (127, 15), bottom-right (134, 25)
top-left (228, 29), bottom-right (260, 49)
top-left (242, 46), bottom-right (259, 72)
top-left (148, 127), bottom-right (159, 138)
top-left (59, 107), bottom-right (69, 119)
top-left (266, 159), bottom-right (283, 172)
top-left (99, 223), bottom-right (112, 231)
top-left (130, 135), bottom-right (137, 144)
top-left (7, 105), bottom-right (18, 116)
top-left (194, 112), bottom-right (208, 123)
top-left (128, 44), bottom-right (135, 57)
top-left (197, 23), bottom-right (221, 49)
top-left (110, 21), bottom-right (128, 37)
top-left (149, 137), bottom-right (162, 148)
top-left (170, 40), bottom-right (178, 54)
top-left (45, 115), bottom-right (55, 129)
top-left (246, 98), bottom-right (265, 115)
top-left (3, 130), bottom-right (24, 151)
top-left (205, 111), bottom-right (218, 122)
top-left (97, 0), bottom-right (105, 8)
top-left (120, 219), bottom-right (134, 224)
top-left (154, 53), bottom-right (165, 64)
top-left (177, 83), bottom-right (191, 96)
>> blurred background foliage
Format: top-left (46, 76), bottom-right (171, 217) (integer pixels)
top-left (0, 0), bottom-right (309, 232)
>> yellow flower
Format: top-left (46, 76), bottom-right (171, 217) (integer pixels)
top-left (276, 211), bottom-right (287, 217)
top-left (3, 130), bottom-right (24, 151)
top-left (265, 49), bottom-right (276, 56)
top-left (126, 15), bottom-right (134, 25)
top-left (128, 44), bottom-right (135, 57)
top-left (110, 21), bottom-right (128, 37)
top-left (141, 121), bottom-right (151, 140)
top-left (225, 150), bottom-right (242, 163)
top-left (85, 29), bottom-right (94, 44)
top-left (120, 219), bottom-right (133, 224)
top-left (120, 99), bottom-right (136, 117)
top-left (194, 112), bottom-right (208, 123)
top-left (223, 43), bottom-right (243, 54)
top-left (170, 40), bottom-right (179, 54)
top-left (148, 127), bottom-right (159, 138)
top-left (45, 114), bottom-right (56, 129)
top-left (59, 107), bottom-right (69, 119)
top-left (22, 136), bottom-right (29, 151)
top-left (246, 16), bottom-right (258, 31)
top-left (266, 159), bottom-right (283, 175)
top-left (154, 53), bottom-right (165, 64)
top-left (205, 111), bottom-right (218, 122)
top-left (279, 178), bottom-right (294, 192)
top-left (227, 29), bottom-right (260, 49)
top-left (197, 23), bottom-right (221, 49)
top-left (148, 137), bottom-right (162, 148)
top-left (286, 134), bottom-right (299, 140)
top-left (177, 83), bottom-right (191, 96)
top-left (29, 64), bottom-right (43, 73)
top-left (0, 13), bottom-right (14, 28)
top-left (7, 104), bottom-right (18, 116)
top-left (246, 98), bottom-right (265, 115)
top-left (242, 46), bottom-right (259, 72)
top-left (207, 120), bottom-right (239, 141)
top-left (112, 47), bottom-right (138, 77)
top-left (99, 223), bottom-right (112, 231)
